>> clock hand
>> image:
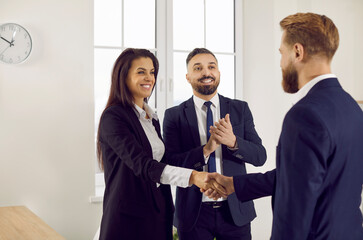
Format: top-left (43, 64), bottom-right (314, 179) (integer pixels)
top-left (1, 37), bottom-right (14, 47)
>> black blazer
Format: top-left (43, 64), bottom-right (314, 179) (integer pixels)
top-left (163, 94), bottom-right (267, 231)
top-left (234, 79), bottom-right (363, 239)
top-left (98, 104), bottom-right (174, 240)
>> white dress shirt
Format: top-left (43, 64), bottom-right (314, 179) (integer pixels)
top-left (134, 103), bottom-right (193, 188)
top-left (292, 74), bottom-right (337, 105)
top-left (193, 94), bottom-right (226, 202)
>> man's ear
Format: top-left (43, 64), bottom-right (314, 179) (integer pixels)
top-left (294, 43), bottom-right (304, 62)
top-left (186, 73), bottom-right (191, 83)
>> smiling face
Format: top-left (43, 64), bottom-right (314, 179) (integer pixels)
top-left (126, 57), bottom-right (155, 108)
top-left (186, 53), bottom-right (220, 100)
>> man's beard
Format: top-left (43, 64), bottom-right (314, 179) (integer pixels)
top-left (282, 61), bottom-right (299, 93)
top-left (192, 76), bottom-right (219, 95)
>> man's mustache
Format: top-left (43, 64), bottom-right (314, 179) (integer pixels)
top-left (198, 76), bottom-right (215, 82)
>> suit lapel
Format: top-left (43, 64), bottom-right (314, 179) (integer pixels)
top-left (184, 97), bottom-right (201, 147)
top-left (152, 119), bottom-right (163, 143)
top-left (126, 107), bottom-right (153, 157)
top-left (219, 94), bottom-right (230, 120)
top-left (219, 94), bottom-right (230, 158)
top-left (125, 106), bottom-right (163, 211)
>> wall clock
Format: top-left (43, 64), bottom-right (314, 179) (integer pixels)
top-left (0, 23), bottom-right (32, 64)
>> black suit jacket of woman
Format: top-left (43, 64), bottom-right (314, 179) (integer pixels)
top-left (98, 104), bottom-right (174, 239)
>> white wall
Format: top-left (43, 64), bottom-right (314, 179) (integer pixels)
top-left (242, 0), bottom-right (363, 239)
top-left (1, 1), bottom-right (362, 240)
top-left (0, 1), bottom-right (102, 239)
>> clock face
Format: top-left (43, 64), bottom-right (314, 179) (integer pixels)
top-left (0, 23), bottom-right (32, 64)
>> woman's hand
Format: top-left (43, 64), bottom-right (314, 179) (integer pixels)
top-left (189, 171), bottom-right (228, 198)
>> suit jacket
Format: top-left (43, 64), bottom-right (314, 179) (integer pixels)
top-left (234, 78), bottom-right (363, 239)
top-left (98, 104), bottom-right (174, 240)
top-left (163, 94), bottom-right (267, 231)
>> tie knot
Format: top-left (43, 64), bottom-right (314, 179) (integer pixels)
top-left (204, 101), bottom-right (212, 109)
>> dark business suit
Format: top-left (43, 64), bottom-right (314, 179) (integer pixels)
top-left (234, 78), bottom-right (363, 239)
top-left (98, 104), bottom-right (174, 240)
top-left (163, 94), bottom-right (267, 236)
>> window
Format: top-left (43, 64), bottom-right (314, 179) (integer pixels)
top-left (92, 0), bottom-right (243, 201)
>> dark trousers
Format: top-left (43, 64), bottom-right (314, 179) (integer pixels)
top-left (99, 212), bottom-right (173, 240)
top-left (177, 202), bottom-right (252, 240)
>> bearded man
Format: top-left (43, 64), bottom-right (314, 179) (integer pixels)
top-left (204, 13), bottom-right (363, 240)
top-left (163, 48), bottom-right (267, 240)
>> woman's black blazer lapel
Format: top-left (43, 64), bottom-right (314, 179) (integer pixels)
top-left (125, 106), bottom-right (153, 158)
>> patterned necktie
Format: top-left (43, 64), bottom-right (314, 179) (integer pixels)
top-left (204, 101), bottom-right (216, 172)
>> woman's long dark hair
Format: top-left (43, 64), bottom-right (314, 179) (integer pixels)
top-left (97, 48), bottom-right (159, 170)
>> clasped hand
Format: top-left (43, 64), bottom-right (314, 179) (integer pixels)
top-left (210, 113), bottom-right (236, 148)
top-left (190, 171), bottom-right (235, 200)
top-left (203, 113), bottom-right (236, 157)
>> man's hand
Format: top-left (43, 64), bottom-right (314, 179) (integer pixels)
top-left (203, 134), bottom-right (220, 157)
top-left (189, 171), bottom-right (227, 198)
top-left (210, 114), bottom-right (236, 148)
top-left (201, 172), bottom-right (235, 200)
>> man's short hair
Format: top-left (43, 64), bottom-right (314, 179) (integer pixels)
top-left (186, 48), bottom-right (218, 66)
top-left (280, 12), bottom-right (339, 60)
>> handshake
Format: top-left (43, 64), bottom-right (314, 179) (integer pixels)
top-left (189, 171), bottom-right (235, 200)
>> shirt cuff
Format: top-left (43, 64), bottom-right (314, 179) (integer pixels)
top-left (227, 141), bottom-right (239, 151)
top-left (160, 165), bottom-right (193, 188)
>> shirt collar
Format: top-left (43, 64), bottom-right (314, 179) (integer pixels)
top-left (292, 73), bottom-right (337, 105)
top-left (193, 93), bottom-right (219, 110)
top-left (134, 102), bottom-right (159, 120)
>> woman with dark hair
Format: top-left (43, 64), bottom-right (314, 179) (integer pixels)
top-left (97, 48), bottom-right (224, 240)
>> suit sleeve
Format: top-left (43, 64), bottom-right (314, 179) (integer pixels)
top-left (271, 106), bottom-right (331, 240)
top-left (163, 108), bottom-right (205, 170)
top-left (100, 108), bottom-right (166, 183)
top-left (234, 169), bottom-right (275, 202)
top-left (229, 103), bottom-right (267, 166)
